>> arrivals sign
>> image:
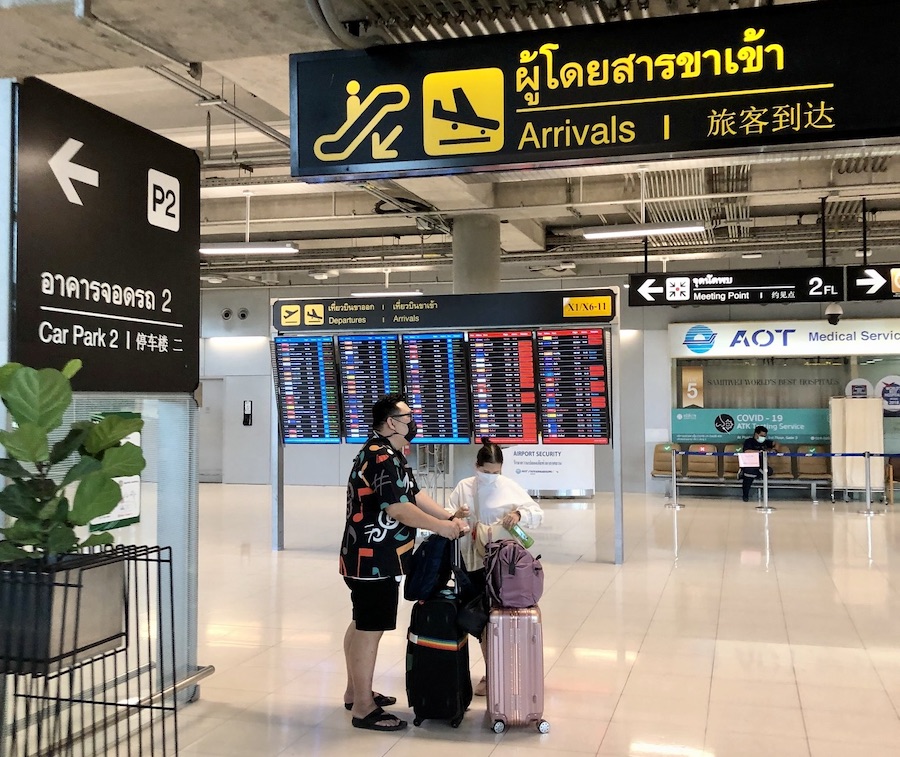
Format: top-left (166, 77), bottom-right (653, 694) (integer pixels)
top-left (272, 289), bottom-right (617, 333)
top-left (629, 267), bottom-right (842, 307)
top-left (290, 0), bottom-right (900, 180)
top-left (14, 79), bottom-right (200, 392)
top-left (670, 319), bottom-right (900, 359)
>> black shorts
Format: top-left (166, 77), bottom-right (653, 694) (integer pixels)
top-left (343, 577), bottom-right (400, 632)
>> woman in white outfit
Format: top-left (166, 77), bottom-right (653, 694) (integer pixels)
top-left (447, 437), bottom-right (543, 696)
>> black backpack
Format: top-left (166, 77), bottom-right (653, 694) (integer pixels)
top-left (403, 535), bottom-right (452, 601)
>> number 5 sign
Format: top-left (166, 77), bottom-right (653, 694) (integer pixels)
top-left (681, 365), bottom-right (705, 408)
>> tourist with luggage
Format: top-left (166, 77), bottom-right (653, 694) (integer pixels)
top-left (446, 437), bottom-right (543, 695)
top-left (339, 393), bottom-right (466, 732)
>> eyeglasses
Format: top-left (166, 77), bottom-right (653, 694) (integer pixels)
top-left (390, 412), bottom-right (412, 419)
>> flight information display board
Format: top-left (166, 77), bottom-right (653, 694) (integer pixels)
top-left (537, 329), bottom-right (610, 444)
top-left (402, 332), bottom-right (471, 444)
top-left (469, 331), bottom-right (538, 444)
top-left (273, 336), bottom-right (341, 443)
top-left (338, 334), bottom-right (402, 443)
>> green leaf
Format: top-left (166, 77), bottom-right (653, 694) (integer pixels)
top-left (4, 518), bottom-right (42, 546)
top-left (0, 366), bottom-right (71, 433)
top-left (0, 362), bottom-right (23, 394)
top-left (37, 496), bottom-right (63, 520)
top-left (20, 477), bottom-right (56, 502)
top-left (49, 427), bottom-right (89, 465)
top-left (69, 472), bottom-right (122, 526)
top-left (0, 540), bottom-right (30, 562)
top-left (61, 456), bottom-right (102, 488)
top-left (45, 523), bottom-right (78, 555)
top-left (61, 359), bottom-right (82, 380)
top-left (0, 482), bottom-right (38, 519)
top-left (100, 443), bottom-right (146, 478)
top-left (84, 417), bottom-right (143, 455)
top-left (80, 532), bottom-right (114, 549)
top-left (0, 458), bottom-right (31, 479)
top-left (0, 424), bottom-right (49, 462)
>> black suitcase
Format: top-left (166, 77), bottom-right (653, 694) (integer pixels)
top-left (405, 541), bottom-right (473, 727)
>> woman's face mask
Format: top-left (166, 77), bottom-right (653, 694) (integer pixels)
top-left (476, 470), bottom-right (500, 486)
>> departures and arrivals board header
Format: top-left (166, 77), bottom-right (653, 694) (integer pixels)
top-left (273, 289), bottom-right (617, 333)
top-left (290, 0), bottom-right (900, 180)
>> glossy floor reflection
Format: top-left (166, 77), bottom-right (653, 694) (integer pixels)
top-left (181, 485), bottom-right (900, 756)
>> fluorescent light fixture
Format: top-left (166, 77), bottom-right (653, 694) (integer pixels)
top-left (200, 242), bottom-right (298, 256)
top-left (741, 252), bottom-right (763, 259)
top-left (855, 250), bottom-right (868, 258)
top-left (582, 221), bottom-right (706, 240)
top-left (350, 290), bottom-right (423, 298)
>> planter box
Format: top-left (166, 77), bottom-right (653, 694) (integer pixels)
top-left (0, 552), bottom-right (127, 676)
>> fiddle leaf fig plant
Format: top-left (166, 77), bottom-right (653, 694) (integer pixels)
top-left (0, 360), bottom-right (146, 563)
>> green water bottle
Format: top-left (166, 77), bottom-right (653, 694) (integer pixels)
top-left (508, 522), bottom-right (534, 549)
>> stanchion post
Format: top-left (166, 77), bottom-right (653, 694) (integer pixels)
top-left (756, 449), bottom-right (775, 513)
top-left (858, 451), bottom-right (879, 516)
top-left (666, 448), bottom-right (684, 510)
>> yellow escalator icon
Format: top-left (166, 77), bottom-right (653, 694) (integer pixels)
top-left (314, 81), bottom-right (410, 162)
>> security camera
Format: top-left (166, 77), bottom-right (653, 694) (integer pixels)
top-left (221, 308), bottom-right (233, 321)
top-left (238, 308), bottom-right (249, 320)
top-left (825, 302), bottom-right (843, 326)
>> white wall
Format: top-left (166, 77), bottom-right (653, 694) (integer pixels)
top-left (200, 289), bottom-right (274, 485)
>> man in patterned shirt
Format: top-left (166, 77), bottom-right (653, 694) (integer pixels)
top-left (340, 392), bottom-right (466, 732)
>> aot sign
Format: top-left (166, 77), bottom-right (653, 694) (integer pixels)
top-left (728, 328), bottom-right (796, 349)
top-left (670, 319), bottom-right (900, 358)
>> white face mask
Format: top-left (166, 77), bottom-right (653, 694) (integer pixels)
top-left (755, 435), bottom-right (766, 443)
top-left (476, 471), bottom-right (500, 486)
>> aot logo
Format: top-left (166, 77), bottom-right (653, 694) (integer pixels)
top-left (729, 328), bottom-right (796, 349)
top-left (683, 325), bottom-right (717, 354)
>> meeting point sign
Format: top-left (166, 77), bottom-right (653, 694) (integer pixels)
top-left (290, 0), bottom-right (900, 180)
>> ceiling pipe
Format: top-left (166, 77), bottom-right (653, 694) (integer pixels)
top-left (75, 0), bottom-right (199, 77)
top-left (146, 66), bottom-right (290, 147)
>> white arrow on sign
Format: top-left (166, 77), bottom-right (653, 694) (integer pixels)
top-left (855, 268), bottom-right (887, 295)
top-left (48, 138), bottom-right (99, 206)
top-left (638, 278), bottom-right (664, 302)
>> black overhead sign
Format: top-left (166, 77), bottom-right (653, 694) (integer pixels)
top-left (628, 267), bottom-right (843, 307)
top-left (290, 0), bottom-right (900, 181)
top-left (846, 265), bottom-right (900, 301)
top-left (273, 289), bottom-right (617, 333)
top-left (14, 78), bottom-right (200, 392)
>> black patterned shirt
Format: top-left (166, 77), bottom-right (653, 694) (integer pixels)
top-left (339, 434), bottom-right (420, 579)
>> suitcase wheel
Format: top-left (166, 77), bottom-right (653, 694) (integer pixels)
top-left (492, 720), bottom-right (506, 734)
top-left (451, 715), bottom-right (463, 728)
top-left (413, 718), bottom-right (422, 727)
top-left (537, 720), bottom-right (550, 734)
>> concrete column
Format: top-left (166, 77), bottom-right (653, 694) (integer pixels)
top-left (452, 214), bottom-right (501, 294)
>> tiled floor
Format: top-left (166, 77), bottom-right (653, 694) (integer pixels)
top-left (180, 484), bottom-right (900, 756)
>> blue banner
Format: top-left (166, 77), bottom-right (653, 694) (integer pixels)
top-left (672, 408), bottom-right (829, 444)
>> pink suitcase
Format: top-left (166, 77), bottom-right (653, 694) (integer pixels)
top-left (485, 606), bottom-right (550, 733)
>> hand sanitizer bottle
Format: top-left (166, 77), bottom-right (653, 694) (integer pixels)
top-left (508, 522), bottom-right (534, 549)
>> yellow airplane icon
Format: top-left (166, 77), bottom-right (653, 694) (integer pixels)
top-left (280, 305), bottom-right (301, 326)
